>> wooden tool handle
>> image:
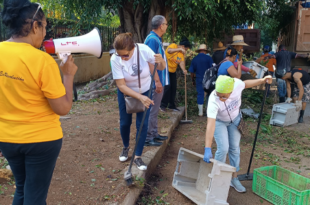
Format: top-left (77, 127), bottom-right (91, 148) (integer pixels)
top-left (184, 75), bottom-right (187, 120)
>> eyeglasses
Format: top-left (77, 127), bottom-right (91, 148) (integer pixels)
top-left (214, 92), bottom-right (230, 100)
top-left (115, 53), bottom-right (130, 58)
top-left (162, 23), bottom-right (168, 26)
top-left (32, 3), bottom-right (42, 22)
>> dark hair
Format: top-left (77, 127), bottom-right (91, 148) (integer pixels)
top-left (113, 33), bottom-right (135, 51)
top-left (179, 37), bottom-right (191, 48)
top-left (279, 44), bottom-right (286, 51)
top-left (2, 0), bottom-right (45, 38)
top-left (152, 15), bottom-right (165, 30)
top-left (226, 46), bottom-right (238, 57)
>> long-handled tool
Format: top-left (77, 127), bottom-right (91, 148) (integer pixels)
top-left (238, 84), bottom-right (270, 181)
top-left (180, 74), bottom-right (193, 124)
top-left (124, 64), bottom-right (158, 186)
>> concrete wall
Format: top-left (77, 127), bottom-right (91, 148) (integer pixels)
top-left (53, 52), bottom-right (111, 83)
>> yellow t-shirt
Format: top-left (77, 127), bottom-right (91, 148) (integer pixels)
top-left (0, 42), bottom-right (66, 144)
top-left (165, 43), bottom-right (184, 73)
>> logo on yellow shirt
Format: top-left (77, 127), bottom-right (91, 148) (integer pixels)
top-left (174, 57), bottom-right (182, 64)
top-left (0, 71), bottom-right (24, 82)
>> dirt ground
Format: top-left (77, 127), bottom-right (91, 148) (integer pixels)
top-left (137, 112), bottom-right (310, 205)
top-left (1, 84), bottom-right (310, 205)
top-left (0, 90), bottom-right (179, 205)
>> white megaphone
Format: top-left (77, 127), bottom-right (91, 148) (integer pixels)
top-left (43, 27), bottom-right (103, 63)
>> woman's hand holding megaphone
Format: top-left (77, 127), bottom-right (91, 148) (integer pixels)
top-left (60, 55), bottom-right (78, 77)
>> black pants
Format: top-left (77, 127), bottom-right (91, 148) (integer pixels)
top-left (0, 139), bottom-right (62, 205)
top-left (161, 72), bottom-right (177, 108)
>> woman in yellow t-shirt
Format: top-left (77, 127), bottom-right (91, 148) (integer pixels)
top-left (0, 1), bottom-right (78, 204)
top-left (160, 37), bottom-right (190, 111)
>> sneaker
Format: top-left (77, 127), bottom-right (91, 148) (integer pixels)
top-left (230, 177), bottom-right (246, 193)
top-left (119, 147), bottom-right (129, 162)
top-left (134, 158), bottom-right (147, 171)
top-left (168, 107), bottom-right (180, 112)
top-left (159, 106), bottom-right (166, 112)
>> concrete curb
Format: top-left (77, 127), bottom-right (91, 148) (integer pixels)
top-left (119, 107), bottom-right (185, 205)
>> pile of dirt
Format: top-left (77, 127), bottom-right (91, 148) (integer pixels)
top-left (0, 169), bottom-right (13, 183)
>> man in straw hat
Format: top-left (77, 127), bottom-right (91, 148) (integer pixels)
top-left (224, 35), bottom-right (257, 78)
top-left (212, 41), bottom-right (226, 65)
top-left (189, 44), bottom-right (214, 116)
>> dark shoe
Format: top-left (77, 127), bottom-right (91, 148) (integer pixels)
top-left (144, 139), bottom-right (162, 146)
top-left (168, 107), bottom-right (180, 112)
top-left (119, 147), bottom-right (129, 162)
top-left (134, 158), bottom-right (147, 170)
top-left (154, 135), bottom-right (168, 141)
top-left (298, 110), bottom-right (305, 123)
top-left (160, 106), bottom-right (166, 112)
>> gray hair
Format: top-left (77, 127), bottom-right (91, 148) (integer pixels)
top-left (152, 15), bottom-right (166, 30)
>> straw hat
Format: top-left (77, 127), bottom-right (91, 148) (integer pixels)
top-left (195, 44), bottom-right (210, 53)
top-left (213, 41), bottom-right (227, 51)
top-left (231, 35), bottom-right (249, 46)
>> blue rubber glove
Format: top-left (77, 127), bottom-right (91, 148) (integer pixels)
top-left (203, 147), bottom-right (213, 163)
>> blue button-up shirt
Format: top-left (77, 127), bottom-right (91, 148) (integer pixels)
top-left (144, 31), bottom-right (169, 86)
top-left (189, 53), bottom-right (214, 79)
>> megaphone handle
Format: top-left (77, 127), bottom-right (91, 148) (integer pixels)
top-left (57, 52), bottom-right (71, 64)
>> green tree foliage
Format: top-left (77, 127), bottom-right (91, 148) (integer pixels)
top-left (37, 0), bottom-right (264, 43)
top-left (171, 0), bottom-right (263, 44)
top-left (257, 0), bottom-right (295, 47)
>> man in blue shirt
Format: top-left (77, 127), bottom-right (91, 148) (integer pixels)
top-left (189, 44), bottom-right (214, 116)
top-left (144, 15), bottom-right (169, 146)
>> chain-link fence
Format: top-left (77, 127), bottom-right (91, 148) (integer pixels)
top-left (0, 16), bottom-right (120, 52)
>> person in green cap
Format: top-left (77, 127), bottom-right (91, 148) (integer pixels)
top-left (203, 75), bottom-right (272, 193)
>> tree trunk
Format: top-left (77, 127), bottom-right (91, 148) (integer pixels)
top-left (118, 0), bottom-right (167, 43)
top-left (146, 0), bottom-right (167, 35)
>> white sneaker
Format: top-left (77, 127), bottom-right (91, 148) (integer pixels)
top-left (231, 177), bottom-right (246, 193)
top-left (198, 104), bottom-right (203, 116)
top-left (134, 158), bottom-right (147, 171)
top-left (119, 147), bottom-right (129, 162)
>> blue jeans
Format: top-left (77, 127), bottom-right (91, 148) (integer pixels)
top-left (117, 89), bottom-right (151, 156)
top-left (0, 139), bottom-right (62, 205)
top-left (277, 78), bottom-right (287, 98)
top-left (214, 114), bottom-right (241, 172)
top-left (196, 78), bottom-right (205, 105)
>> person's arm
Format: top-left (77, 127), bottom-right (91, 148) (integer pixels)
top-left (168, 47), bottom-right (185, 55)
top-left (145, 45), bottom-right (165, 71)
top-left (227, 64), bottom-right (242, 79)
top-left (47, 55), bottom-right (78, 116)
top-left (179, 61), bottom-right (187, 75)
top-left (264, 54), bottom-right (276, 60)
top-left (295, 53), bottom-right (310, 59)
top-left (233, 62), bottom-right (250, 72)
top-left (148, 62), bottom-right (163, 93)
top-left (286, 80), bottom-right (292, 98)
top-left (154, 54), bottom-right (166, 71)
top-left (244, 75), bottom-right (272, 88)
top-left (115, 79), bottom-right (154, 108)
top-left (189, 62), bottom-right (196, 86)
top-left (205, 118), bottom-right (216, 148)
